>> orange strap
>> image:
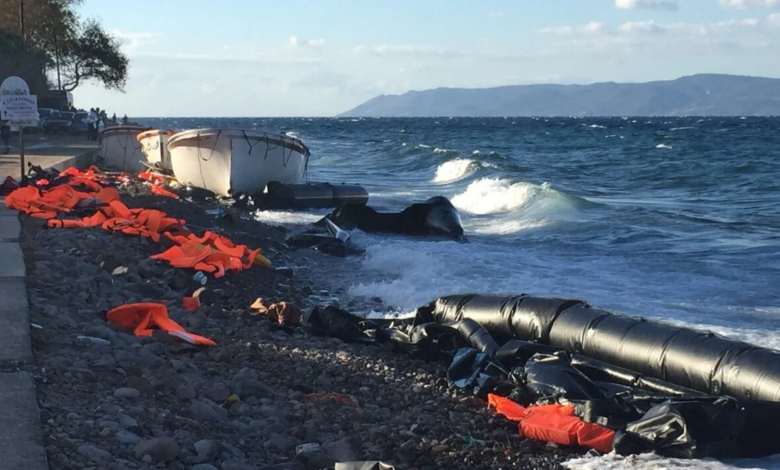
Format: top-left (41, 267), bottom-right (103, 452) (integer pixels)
top-left (488, 394), bottom-right (528, 422)
top-left (150, 184), bottom-right (179, 199)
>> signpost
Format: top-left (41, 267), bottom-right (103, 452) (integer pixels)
top-left (1, 76), bottom-right (38, 185)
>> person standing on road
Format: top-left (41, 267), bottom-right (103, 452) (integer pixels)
top-left (87, 108), bottom-right (98, 141)
top-left (1, 121), bottom-right (10, 154)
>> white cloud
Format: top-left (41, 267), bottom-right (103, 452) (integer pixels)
top-left (615, 0), bottom-right (679, 11)
top-left (539, 22), bottom-right (605, 36)
top-left (618, 21), bottom-right (667, 34)
top-left (718, 0), bottom-right (780, 9)
top-left (542, 18), bottom-right (764, 39)
top-left (288, 36), bottom-right (325, 49)
top-left (769, 12), bottom-right (780, 25)
top-left (110, 30), bottom-right (163, 54)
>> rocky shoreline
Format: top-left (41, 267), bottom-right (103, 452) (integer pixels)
top-left (19, 186), bottom-right (576, 470)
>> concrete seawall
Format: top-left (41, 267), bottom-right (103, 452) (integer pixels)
top-left (0, 141), bottom-right (95, 470)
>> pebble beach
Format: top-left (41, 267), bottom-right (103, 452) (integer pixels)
top-left (19, 183), bottom-right (575, 470)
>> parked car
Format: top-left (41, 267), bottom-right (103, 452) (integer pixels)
top-left (34, 108), bottom-right (56, 134)
top-left (68, 112), bottom-right (89, 134)
top-left (43, 111), bottom-right (75, 134)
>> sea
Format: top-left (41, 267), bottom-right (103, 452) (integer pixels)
top-left (144, 116), bottom-right (780, 468)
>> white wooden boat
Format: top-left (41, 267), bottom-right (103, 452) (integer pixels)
top-left (167, 128), bottom-right (310, 197)
top-left (99, 125), bottom-right (150, 173)
top-left (137, 129), bottom-right (175, 169)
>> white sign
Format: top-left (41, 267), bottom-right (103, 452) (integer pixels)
top-left (1, 76), bottom-right (37, 128)
top-left (0, 76), bottom-right (30, 96)
top-left (10, 118), bottom-right (38, 127)
top-left (1, 95), bottom-right (38, 121)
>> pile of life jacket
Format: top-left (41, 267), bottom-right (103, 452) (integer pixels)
top-left (3, 166), bottom-right (270, 278)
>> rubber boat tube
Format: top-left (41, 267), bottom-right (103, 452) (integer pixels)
top-left (263, 182), bottom-right (369, 209)
top-left (326, 196), bottom-right (466, 241)
top-left (419, 294), bottom-right (780, 401)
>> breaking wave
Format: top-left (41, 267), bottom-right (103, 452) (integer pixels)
top-left (432, 158), bottom-right (478, 184)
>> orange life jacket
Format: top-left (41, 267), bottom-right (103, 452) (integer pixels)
top-left (107, 303), bottom-right (216, 346)
top-left (487, 393), bottom-right (615, 453)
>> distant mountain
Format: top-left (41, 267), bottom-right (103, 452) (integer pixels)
top-left (339, 74), bottom-right (780, 117)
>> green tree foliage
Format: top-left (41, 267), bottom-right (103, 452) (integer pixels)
top-left (0, 28), bottom-right (49, 95)
top-left (61, 19), bottom-right (128, 92)
top-left (0, 0), bottom-right (128, 92)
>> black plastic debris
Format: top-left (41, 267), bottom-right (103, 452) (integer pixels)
top-left (524, 354), bottom-right (607, 401)
top-left (302, 306), bottom-right (375, 344)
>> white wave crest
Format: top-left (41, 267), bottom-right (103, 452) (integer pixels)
top-left (451, 178), bottom-right (537, 215)
top-left (433, 148), bottom-right (454, 154)
top-left (656, 143), bottom-right (673, 149)
top-left (253, 210), bottom-right (324, 226)
top-left (564, 452), bottom-right (780, 470)
top-left (589, 124), bottom-right (607, 129)
top-left (432, 159), bottom-right (477, 184)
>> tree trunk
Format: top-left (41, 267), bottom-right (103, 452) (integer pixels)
top-left (54, 30), bottom-right (61, 90)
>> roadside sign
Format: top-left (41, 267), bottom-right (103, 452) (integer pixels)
top-left (1, 75), bottom-right (32, 185)
top-left (1, 95), bottom-right (38, 122)
top-left (10, 118), bottom-right (38, 127)
top-left (0, 76), bottom-right (30, 96)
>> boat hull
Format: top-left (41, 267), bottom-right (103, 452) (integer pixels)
top-left (100, 126), bottom-right (150, 173)
top-left (138, 129), bottom-right (174, 169)
top-left (167, 128), bottom-right (309, 197)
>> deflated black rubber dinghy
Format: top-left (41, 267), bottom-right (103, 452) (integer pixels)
top-left (422, 294), bottom-right (780, 401)
top-left (302, 294), bottom-right (780, 458)
top-left (325, 196), bottom-right (466, 241)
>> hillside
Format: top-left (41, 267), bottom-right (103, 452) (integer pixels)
top-left (340, 74), bottom-right (780, 117)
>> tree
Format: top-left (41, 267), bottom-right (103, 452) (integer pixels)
top-left (0, 0), bottom-right (128, 92)
top-left (61, 20), bottom-right (128, 92)
top-left (0, 28), bottom-right (49, 96)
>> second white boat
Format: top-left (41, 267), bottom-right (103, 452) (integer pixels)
top-left (137, 129), bottom-right (175, 169)
top-left (167, 128), bottom-right (310, 197)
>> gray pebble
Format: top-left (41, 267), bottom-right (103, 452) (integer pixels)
top-left (77, 444), bottom-right (112, 462)
top-left (116, 430), bottom-right (141, 444)
top-left (133, 437), bottom-right (180, 462)
top-left (113, 387), bottom-right (140, 398)
top-left (192, 465), bottom-right (219, 470)
top-left (176, 384), bottom-right (198, 399)
top-left (221, 459), bottom-right (257, 470)
top-left (203, 383), bottom-right (231, 402)
top-left (191, 399), bottom-right (226, 422)
top-left (193, 439), bottom-right (218, 463)
top-left (264, 434), bottom-right (300, 452)
top-left (118, 414), bottom-right (138, 428)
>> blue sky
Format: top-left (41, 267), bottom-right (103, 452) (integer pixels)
top-left (75, 0), bottom-right (780, 117)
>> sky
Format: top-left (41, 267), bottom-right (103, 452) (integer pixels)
top-left (74, 0), bottom-right (780, 117)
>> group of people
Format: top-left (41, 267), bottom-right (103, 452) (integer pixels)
top-left (0, 107), bottom-right (131, 154)
top-left (85, 108), bottom-right (129, 142)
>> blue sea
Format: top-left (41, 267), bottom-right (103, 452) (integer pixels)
top-left (143, 117), bottom-right (780, 351)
